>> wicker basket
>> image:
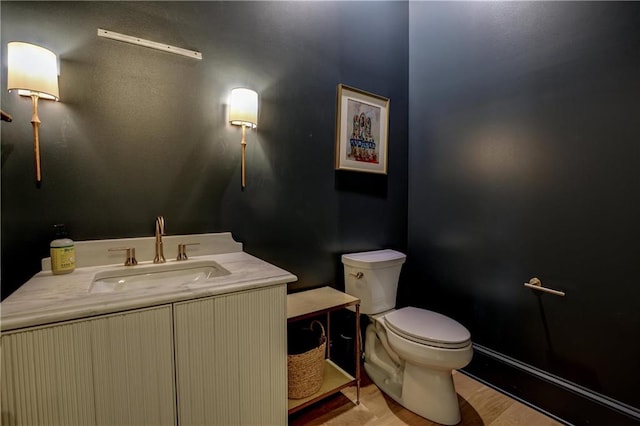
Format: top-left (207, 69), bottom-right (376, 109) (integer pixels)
top-left (287, 320), bottom-right (327, 399)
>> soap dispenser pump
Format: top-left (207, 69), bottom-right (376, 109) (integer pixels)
top-left (50, 224), bottom-right (75, 274)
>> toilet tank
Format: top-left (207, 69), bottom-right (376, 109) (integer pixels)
top-left (342, 250), bottom-right (406, 314)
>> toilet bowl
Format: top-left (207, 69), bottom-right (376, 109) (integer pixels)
top-left (374, 307), bottom-right (472, 425)
top-left (342, 250), bottom-right (473, 425)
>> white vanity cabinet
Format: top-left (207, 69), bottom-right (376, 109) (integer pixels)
top-left (173, 285), bottom-right (287, 425)
top-left (1, 233), bottom-right (296, 425)
top-left (0, 305), bottom-right (175, 426)
top-left (1, 284), bottom-right (288, 426)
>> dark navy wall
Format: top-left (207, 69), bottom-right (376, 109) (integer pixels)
top-left (6, 1), bottom-right (639, 423)
top-left (1, 1), bottom-right (409, 299)
top-left (407, 2), bottom-right (640, 423)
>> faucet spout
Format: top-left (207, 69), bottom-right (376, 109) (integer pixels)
top-left (154, 216), bottom-right (166, 263)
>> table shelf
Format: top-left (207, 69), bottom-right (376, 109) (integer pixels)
top-left (287, 286), bottom-right (360, 415)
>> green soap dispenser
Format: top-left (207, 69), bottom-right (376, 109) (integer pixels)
top-left (50, 224), bottom-right (75, 274)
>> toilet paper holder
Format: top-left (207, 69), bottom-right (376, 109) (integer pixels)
top-left (524, 277), bottom-right (565, 297)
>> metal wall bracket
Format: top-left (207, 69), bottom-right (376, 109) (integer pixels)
top-left (97, 28), bottom-right (202, 60)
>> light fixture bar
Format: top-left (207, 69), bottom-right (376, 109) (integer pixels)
top-left (97, 28), bottom-right (202, 60)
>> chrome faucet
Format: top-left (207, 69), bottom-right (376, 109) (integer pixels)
top-left (154, 216), bottom-right (166, 263)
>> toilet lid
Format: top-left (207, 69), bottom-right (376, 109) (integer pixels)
top-left (384, 307), bottom-right (471, 349)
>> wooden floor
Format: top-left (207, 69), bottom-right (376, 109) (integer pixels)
top-left (289, 370), bottom-right (563, 425)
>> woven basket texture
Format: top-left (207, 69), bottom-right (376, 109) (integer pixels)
top-left (287, 320), bottom-right (326, 399)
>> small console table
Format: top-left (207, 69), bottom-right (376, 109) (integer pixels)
top-left (287, 286), bottom-right (361, 414)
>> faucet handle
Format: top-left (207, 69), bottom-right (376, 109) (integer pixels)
top-left (177, 243), bottom-right (199, 261)
top-left (109, 247), bottom-right (138, 266)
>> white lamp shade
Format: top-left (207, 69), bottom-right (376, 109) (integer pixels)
top-left (7, 42), bottom-right (59, 100)
top-left (229, 88), bottom-right (258, 128)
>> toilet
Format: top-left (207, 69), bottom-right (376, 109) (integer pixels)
top-left (342, 249), bottom-right (472, 425)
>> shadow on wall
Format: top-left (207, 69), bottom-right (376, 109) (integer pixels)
top-left (1, 138), bottom-right (14, 167)
top-left (536, 298), bottom-right (602, 392)
top-left (335, 170), bottom-right (388, 198)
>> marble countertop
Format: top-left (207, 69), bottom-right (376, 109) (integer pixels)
top-left (1, 234), bottom-right (297, 332)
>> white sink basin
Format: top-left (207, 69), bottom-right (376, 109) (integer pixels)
top-left (89, 260), bottom-right (230, 293)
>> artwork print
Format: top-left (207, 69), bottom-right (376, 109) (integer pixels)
top-left (335, 84), bottom-right (389, 174)
top-left (346, 100), bottom-right (381, 164)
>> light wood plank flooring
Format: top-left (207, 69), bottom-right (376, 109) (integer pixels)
top-left (289, 370), bottom-right (563, 425)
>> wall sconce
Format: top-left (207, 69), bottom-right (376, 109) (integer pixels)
top-left (229, 88), bottom-right (258, 189)
top-left (7, 42), bottom-right (60, 184)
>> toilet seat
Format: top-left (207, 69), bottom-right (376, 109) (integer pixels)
top-left (384, 307), bottom-right (471, 349)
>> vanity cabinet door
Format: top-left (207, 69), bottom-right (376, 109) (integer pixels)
top-left (90, 305), bottom-right (175, 426)
top-left (1, 305), bottom-right (175, 426)
top-left (173, 285), bottom-right (287, 425)
top-left (1, 319), bottom-right (96, 425)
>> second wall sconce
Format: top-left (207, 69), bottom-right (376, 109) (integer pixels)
top-left (7, 42), bottom-right (60, 185)
top-left (229, 88), bottom-right (258, 189)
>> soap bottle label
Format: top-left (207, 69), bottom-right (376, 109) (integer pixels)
top-left (51, 245), bottom-right (75, 274)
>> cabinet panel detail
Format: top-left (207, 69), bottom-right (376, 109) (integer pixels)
top-left (1, 306), bottom-right (174, 426)
top-left (1, 320), bottom-right (96, 425)
top-left (91, 306), bottom-right (175, 426)
top-left (174, 286), bottom-right (287, 425)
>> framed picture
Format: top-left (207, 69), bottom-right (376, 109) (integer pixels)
top-left (335, 84), bottom-right (389, 174)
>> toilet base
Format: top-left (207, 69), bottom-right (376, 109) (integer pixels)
top-left (363, 361), bottom-right (403, 402)
top-left (364, 361), bottom-right (462, 425)
top-left (402, 363), bottom-right (461, 425)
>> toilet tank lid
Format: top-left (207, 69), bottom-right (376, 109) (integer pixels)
top-left (342, 249), bottom-right (406, 268)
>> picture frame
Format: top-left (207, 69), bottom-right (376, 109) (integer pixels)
top-left (335, 84), bottom-right (389, 174)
